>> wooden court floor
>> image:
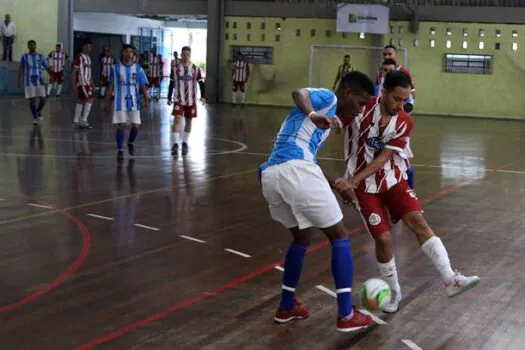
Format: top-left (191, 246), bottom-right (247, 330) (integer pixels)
top-left (0, 96), bottom-right (524, 349)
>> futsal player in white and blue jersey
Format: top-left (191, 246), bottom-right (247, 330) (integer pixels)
top-left (17, 40), bottom-right (51, 125)
top-left (104, 44), bottom-right (150, 160)
top-left (260, 71), bottom-right (376, 332)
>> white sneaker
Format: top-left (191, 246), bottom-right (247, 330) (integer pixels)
top-left (382, 289), bottom-right (401, 313)
top-left (445, 271), bottom-right (480, 297)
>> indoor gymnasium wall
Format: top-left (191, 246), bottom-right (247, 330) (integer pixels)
top-left (388, 21), bottom-right (525, 119)
top-left (222, 17), bottom-right (375, 106)
top-left (3, 0), bottom-right (59, 61)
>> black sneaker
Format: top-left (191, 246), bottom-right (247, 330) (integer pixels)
top-left (127, 143), bottom-right (135, 156)
top-left (117, 150), bottom-right (124, 160)
top-left (182, 142), bottom-right (189, 155)
top-left (171, 143), bottom-right (179, 155)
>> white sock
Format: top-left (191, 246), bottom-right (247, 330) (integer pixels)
top-left (100, 87), bottom-right (107, 96)
top-left (47, 84), bottom-right (52, 96)
top-left (377, 256), bottom-right (401, 294)
top-left (232, 92), bottom-right (237, 104)
top-left (82, 102), bottom-right (92, 123)
top-left (241, 92), bottom-right (246, 104)
top-left (421, 236), bottom-right (456, 283)
top-left (57, 84), bottom-right (62, 95)
top-left (74, 104), bottom-right (83, 123)
top-left (183, 132), bottom-right (190, 143)
top-left (173, 131), bottom-right (181, 145)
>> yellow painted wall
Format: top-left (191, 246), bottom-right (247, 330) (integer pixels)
top-left (388, 21), bottom-right (525, 118)
top-left (223, 17), bottom-right (378, 106)
top-left (224, 16), bottom-right (525, 118)
top-left (3, 0), bottom-right (58, 61)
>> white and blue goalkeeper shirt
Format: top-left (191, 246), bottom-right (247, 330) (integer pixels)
top-left (20, 53), bottom-right (48, 87)
top-left (260, 88), bottom-right (338, 173)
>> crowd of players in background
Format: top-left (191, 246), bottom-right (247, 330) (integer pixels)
top-left (17, 38), bottom-right (206, 160)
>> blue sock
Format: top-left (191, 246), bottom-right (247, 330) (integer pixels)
top-left (36, 99), bottom-right (46, 113)
top-left (331, 238), bottom-right (353, 318)
top-left (407, 167), bottom-right (415, 190)
top-left (280, 242), bottom-right (307, 311)
top-left (29, 101), bottom-right (37, 119)
top-left (128, 126), bottom-right (138, 144)
top-left (116, 129), bottom-right (124, 151)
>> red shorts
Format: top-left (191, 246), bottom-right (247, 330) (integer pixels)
top-left (232, 81), bottom-right (245, 92)
top-left (100, 75), bottom-right (109, 86)
top-left (148, 77), bottom-right (160, 87)
top-left (172, 103), bottom-right (197, 118)
top-left (49, 71), bottom-right (64, 83)
top-left (77, 85), bottom-right (94, 102)
top-left (355, 180), bottom-right (421, 237)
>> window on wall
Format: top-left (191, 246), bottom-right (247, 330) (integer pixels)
top-left (226, 21), bottom-right (229, 29)
top-left (512, 42), bottom-right (518, 51)
top-left (342, 32), bottom-right (348, 38)
top-left (261, 34), bottom-right (266, 41)
top-left (479, 29), bottom-right (485, 37)
top-left (496, 29), bottom-right (501, 37)
top-left (261, 22), bottom-right (266, 30)
top-left (326, 30), bottom-right (331, 38)
top-left (446, 40), bottom-right (452, 48)
top-left (233, 22), bottom-right (237, 29)
top-left (311, 29), bottom-right (316, 37)
top-left (390, 25), bottom-right (395, 34)
top-left (479, 41), bottom-right (484, 49)
top-left (275, 23), bottom-right (281, 30)
top-left (225, 33), bottom-right (229, 40)
top-left (463, 29), bottom-right (468, 36)
top-left (512, 30), bottom-right (518, 37)
top-left (444, 54), bottom-right (492, 74)
top-left (246, 22), bottom-right (251, 30)
top-left (232, 45), bottom-right (273, 65)
top-left (398, 39), bottom-right (403, 47)
top-left (430, 27), bottom-right (436, 35)
top-left (462, 40), bottom-right (468, 49)
top-left (359, 32), bottom-right (365, 39)
top-left (275, 34), bottom-right (280, 42)
top-left (233, 33), bottom-right (238, 40)
top-left (446, 28), bottom-right (452, 36)
top-left (296, 29), bottom-right (301, 37)
top-left (247, 34), bottom-right (251, 41)
top-left (413, 39), bottom-right (419, 48)
top-left (430, 39), bottom-right (435, 47)
top-left (398, 26), bottom-right (404, 34)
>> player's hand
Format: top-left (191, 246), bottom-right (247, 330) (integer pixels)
top-left (167, 98), bottom-right (172, 105)
top-left (333, 178), bottom-right (357, 203)
top-left (309, 114), bottom-right (332, 129)
top-left (200, 98), bottom-right (206, 105)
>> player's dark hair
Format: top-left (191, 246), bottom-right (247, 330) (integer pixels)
top-left (181, 46), bottom-right (191, 52)
top-left (383, 70), bottom-right (412, 91)
top-left (340, 71), bottom-right (375, 96)
top-left (382, 58), bottom-right (397, 66)
top-left (83, 39), bottom-right (92, 46)
top-left (344, 54), bottom-right (350, 58)
top-left (27, 40), bottom-right (36, 46)
top-left (122, 44), bottom-right (135, 51)
top-left (384, 44), bottom-right (397, 51)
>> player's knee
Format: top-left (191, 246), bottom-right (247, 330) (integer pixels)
top-left (374, 231), bottom-right (392, 248)
top-left (405, 212), bottom-right (432, 238)
top-left (290, 227), bottom-right (312, 246)
top-left (116, 123), bottom-right (125, 131)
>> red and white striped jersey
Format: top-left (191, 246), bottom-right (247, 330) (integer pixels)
top-left (232, 59), bottom-right (249, 82)
top-left (100, 56), bottom-right (114, 77)
top-left (170, 58), bottom-right (179, 79)
top-left (148, 53), bottom-right (161, 78)
top-left (48, 50), bottom-right (68, 73)
top-left (344, 96), bottom-right (413, 194)
top-left (73, 53), bottom-right (92, 86)
top-left (173, 62), bottom-right (204, 106)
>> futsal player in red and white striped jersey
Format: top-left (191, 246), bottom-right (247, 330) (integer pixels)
top-left (72, 39), bottom-right (94, 129)
top-left (99, 47), bottom-right (115, 98)
top-left (334, 70), bottom-right (479, 314)
top-left (167, 51), bottom-right (179, 105)
top-left (47, 43), bottom-right (68, 97)
top-left (147, 47), bottom-right (162, 101)
top-left (171, 46), bottom-right (205, 155)
top-left (231, 53), bottom-right (250, 105)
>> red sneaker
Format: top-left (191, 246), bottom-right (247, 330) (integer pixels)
top-left (274, 300), bottom-right (310, 324)
top-left (336, 306), bottom-right (373, 332)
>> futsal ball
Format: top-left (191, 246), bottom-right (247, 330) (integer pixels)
top-left (359, 278), bottom-right (392, 310)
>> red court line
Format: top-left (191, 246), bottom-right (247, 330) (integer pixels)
top-left (0, 202), bottom-right (92, 312)
top-left (75, 179), bottom-right (474, 349)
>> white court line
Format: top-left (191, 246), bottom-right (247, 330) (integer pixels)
top-left (0, 198), bottom-right (5, 201)
top-left (86, 213), bottom-right (114, 221)
top-left (134, 223), bottom-right (160, 231)
top-left (315, 284), bottom-right (387, 325)
top-left (27, 203), bottom-right (53, 209)
top-left (224, 248), bottom-right (251, 258)
top-left (402, 339), bottom-right (423, 350)
top-left (179, 235), bottom-right (206, 243)
top-left (274, 266), bottom-right (284, 272)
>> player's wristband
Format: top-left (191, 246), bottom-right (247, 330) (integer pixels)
top-left (308, 111), bottom-right (317, 118)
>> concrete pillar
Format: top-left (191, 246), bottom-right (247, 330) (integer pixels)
top-left (205, 0), bottom-right (225, 103)
top-left (57, 0), bottom-right (74, 56)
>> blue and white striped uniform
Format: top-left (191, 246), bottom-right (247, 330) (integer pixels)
top-left (109, 62), bottom-right (148, 124)
top-left (260, 88), bottom-right (343, 230)
top-left (20, 52), bottom-right (48, 98)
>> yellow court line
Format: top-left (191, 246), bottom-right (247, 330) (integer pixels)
top-left (0, 169), bottom-right (255, 227)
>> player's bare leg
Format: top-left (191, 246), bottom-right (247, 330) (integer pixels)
top-left (275, 222), bottom-right (373, 332)
top-left (403, 211), bottom-right (480, 297)
top-left (171, 114), bottom-right (183, 155)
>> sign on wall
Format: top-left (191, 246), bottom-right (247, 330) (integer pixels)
top-left (336, 4), bottom-right (390, 34)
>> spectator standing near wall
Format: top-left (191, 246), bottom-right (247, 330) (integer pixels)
top-left (1, 14), bottom-right (16, 62)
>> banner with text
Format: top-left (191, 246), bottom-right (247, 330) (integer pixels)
top-left (336, 4), bottom-right (390, 34)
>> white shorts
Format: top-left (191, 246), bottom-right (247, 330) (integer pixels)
top-left (25, 85), bottom-right (46, 99)
top-left (404, 137), bottom-right (414, 159)
top-left (112, 111), bottom-right (141, 125)
top-left (261, 159), bottom-right (343, 230)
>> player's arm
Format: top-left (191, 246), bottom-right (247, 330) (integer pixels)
top-left (246, 64), bottom-right (250, 82)
top-left (138, 67), bottom-right (150, 108)
top-left (291, 88), bottom-right (332, 129)
top-left (17, 57), bottom-right (24, 88)
top-left (103, 67), bottom-right (114, 114)
top-left (71, 59), bottom-right (79, 91)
